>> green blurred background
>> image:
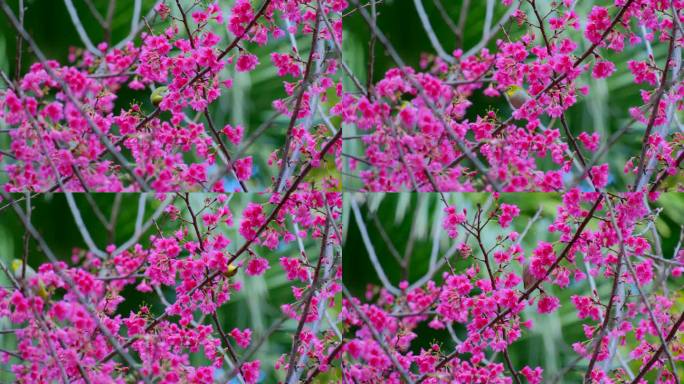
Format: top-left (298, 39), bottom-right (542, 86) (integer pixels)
top-left (0, 0), bottom-right (342, 190)
top-left (0, 193), bottom-right (341, 383)
top-left (342, 0), bottom-right (681, 191)
top-left (342, 192), bottom-right (684, 383)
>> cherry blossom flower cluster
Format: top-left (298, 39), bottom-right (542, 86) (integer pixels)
top-left (340, 0), bottom-right (684, 192)
top-left (341, 192), bottom-right (684, 383)
top-left (0, 0), bottom-right (344, 192)
top-left (0, 190), bottom-right (342, 383)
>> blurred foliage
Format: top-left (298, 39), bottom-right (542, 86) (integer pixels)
top-left (342, 0), bottom-right (680, 191)
top-left (0, 0), bottom-right (341, 190)
top-left (342, 192), bottom-right (684, 383)
top-left (0, 193), bottom-right (340, 382)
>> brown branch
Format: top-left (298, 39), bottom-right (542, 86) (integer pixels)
top-left (276, 3), bottom-right (323, 190)
top-left (531, 0), bottom-right (591, 185)
top-left (19, 0), bottom-right (274, 192)
top-left (21, 194), bottom-right (29, 281)
top-left (284, 217), bottom-right (331, 383)
top-left (210, 309), bottom-right (247, 381)
top-left (418, 195), bottom-right (604, 383)
top-left (473, 207), bottom-right (521, 384)
top-left (0, 191), bottom-right (150, 383)
top-left (181, 193), bottom-right (205, 252)
top-left (649, 150), bottom-right (684, 192)
top-left (224, 315), bottom-right (289, 381)
top-left (584, 209), bottom-right (625, 381)
top-left (420, 0), bottom-right (635, 182)
top-left (100, 129), bottom-right (341, 364)
top-left (541, 0), bottom-right (636, 95)
top-left (0, 70), bottom-right (91, 192)
top-left (630, 310), bottom-right (684, 384)
top-left (302, 340), bottom-right (346, 384)
top-left (180, 191), bottom-right (245, 381)
top-left (634, 23), bottom-right (678, 189)
top-left (342, 285), bottom-right (414, 383)
top-left (0, 0), bottom-right (152, 191)
top-left (229, 131), bottom-right (340, 261)
top-left (366, 0), bottom-right (378, 99)
top-left (14, 0), bottom-right (23, 80)
top-left (174, 0), bottom-right (247, 192)
top-left (349, 0), bottom-right (501, 191)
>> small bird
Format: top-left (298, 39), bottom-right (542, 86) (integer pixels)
top-left (522, 261), bottom-right (536, 292)
top-left (11, 259), bottom-right (49, 299)
top-left (505, 85), bottom-right (530, 110)
top-left (303, 153), bottom-right (340, 191)
top-left (150, 86), bottom-right (169, 107)
top-left (224, 263), bottom-right (239, 278)
top-left (323, 41), bottom-right (341, 61)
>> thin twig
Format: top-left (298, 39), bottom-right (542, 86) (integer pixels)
top-left (276, 4), bottom-right (323, 191)
top-left (14, 0), bottom-right (23, 80)
top-left (284, 219), bottom-right (331, 383)
top-left (584, 197), bottom-right (626, 382)
top-left (418, 195), bottom-right (604, 383)
top-left (0, 0), bottom-right (151, 190)
top-left (630, 311), bottom-right (684, 384)
top-left (350, 196), bottom-right (400, 295)
top-left (349, 0), bottom-right (501, 191)
top-left (64, 0), bottom-right (102, 54)
top-left (0, 191), bottom-right (150, 383)
top-left (342, 285), bottom-right (415, 384)
top-left (634, 23), bottom-right (677, 189)
top-left (100, 130), bottom-right (341, 364)
top-left (413, 0), bottom-right (454, 63)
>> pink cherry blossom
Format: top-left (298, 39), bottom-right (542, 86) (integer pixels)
top-left (0, 191), bottom-right (342, 383)
top-left (342, 192), bottom-right (684, 383)
top-left (246, 257), bottom-right (270, 276)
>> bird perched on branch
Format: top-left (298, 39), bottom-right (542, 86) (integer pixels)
top-left (522, 261), bottom-right (546, 295)
top-left (505, 85), bottom-right (530, 110)
top-left (522, 261), bottom-right (536, 291)
top-left (304, 153), bottom-right (340, 191)
top-left (150, 86), bottom-right (169, 107)
top-left (11, 259), bottom-right (49, 299)
top-left (224, 263), bottom-right (239, 278)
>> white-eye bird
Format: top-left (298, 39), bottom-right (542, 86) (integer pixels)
top-left (150, 86), bottom-right (169, 107)
top-left (11, 259), bottom-right (49, 299)
top-left (224, 263), bottom-right (239, 278)
top-left (304, 154), bottom-right (341, 191)
top-left (505, 85), bottom-right (530, 110)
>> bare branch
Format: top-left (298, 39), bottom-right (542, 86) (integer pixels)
top-left (65, 192), bottom-right (108, 258)
top-left (284, 219), bottom-right (331, 383)
top-left (630, 310), bottom-right (684, 384)
top-left (413, 0), bottom-right (454, 63)
top-left (63, 0), bottom-right (102, 54)
top-left (350, 196), bottom-right (400, 295)
top-left (349, 0), bottom-right (501, 191)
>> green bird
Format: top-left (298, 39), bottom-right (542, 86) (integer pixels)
top-left (224, 263), bottom-right (239, 278)
top-left (304, 154), bottom-right (341, 191)
top-left (150, 86), bottom-right (169, 107)
top-left (505, 85), bottom-right (530, 110)
top-left (11, 259), bottom-right (49, 299)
